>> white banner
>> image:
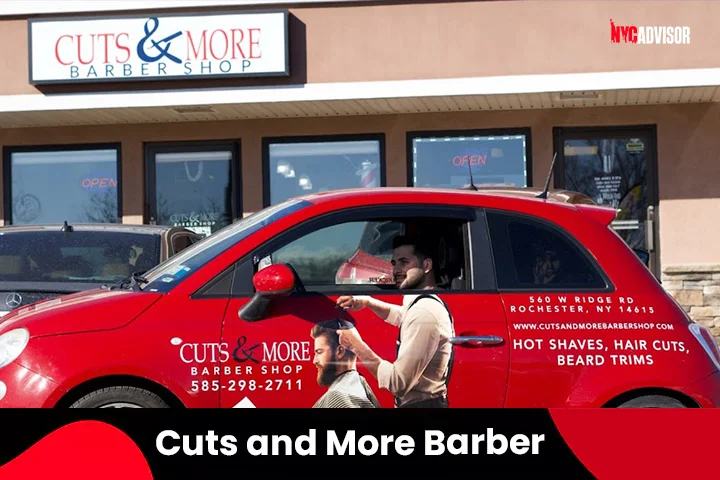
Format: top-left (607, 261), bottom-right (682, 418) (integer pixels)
top-left (29, 11), bottom-right (289, 84)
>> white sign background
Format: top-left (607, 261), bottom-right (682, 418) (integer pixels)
top-left (29, 11), bottom-right (289, 84)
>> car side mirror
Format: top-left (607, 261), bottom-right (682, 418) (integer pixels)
top-left (238, 264), bottom-right (296, 322)
top-left (633, 249), bottom-right (650, 267)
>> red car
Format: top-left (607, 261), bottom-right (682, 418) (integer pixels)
top-left (0, 187), bottom-right (719, 409)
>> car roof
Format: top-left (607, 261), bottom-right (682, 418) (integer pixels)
top-left (0, 223), bottom-right (183, 235)
top-left (296, 186), bottom-right (598, 207)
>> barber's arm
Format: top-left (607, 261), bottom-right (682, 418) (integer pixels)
top-left (336, 295), bottom-right (403, 326)
top-left (338, 309), bottom-right (439, 396)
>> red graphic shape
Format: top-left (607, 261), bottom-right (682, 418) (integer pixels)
top-left (550, 409), bottom-right (719, 479)
top-left (0, 420), bottom-right (153, 480)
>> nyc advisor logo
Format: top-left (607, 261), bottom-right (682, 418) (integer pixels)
top-left (610, 19), bottom-right (691, 44)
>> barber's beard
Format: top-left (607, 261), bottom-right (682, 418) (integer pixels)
top-left (317, 355), bottom-right (339, 386)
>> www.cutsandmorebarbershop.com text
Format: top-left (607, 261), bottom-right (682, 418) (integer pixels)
top-left (156, 428), bottom-right (546, 457)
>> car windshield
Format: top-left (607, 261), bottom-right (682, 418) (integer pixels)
top-left (0, 230), bottom-right (159, 287)
top-left (358, 220), bottom-right (405, 261)
top-left (141, 198), bottom-right (312, 293)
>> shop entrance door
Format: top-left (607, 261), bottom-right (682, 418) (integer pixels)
top-left (144, 140), bottom-right (241, 238)
top-left (553, 126), bottom-right (659, 278)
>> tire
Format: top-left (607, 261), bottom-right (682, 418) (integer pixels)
top-left (69, 386), bottom-right (170, 408)
top-left (616, 394), bottom-right (688, 408)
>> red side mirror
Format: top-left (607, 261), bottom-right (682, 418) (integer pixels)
top-left (253, 264), bottom-right (295, 296)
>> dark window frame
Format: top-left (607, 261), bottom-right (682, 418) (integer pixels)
top-left (3, 142), bottom-right (123, 225)
top-left (551, 124), bottom-right (658, 195)
top-left (261, 133), bottom-right (387, 208)
top-left (144, 139), bottom-right (242, 229)
top-left (484, 208), bottom-right (615, 293)
top-left (193, 203), bottom-right (498, 299)
top-left (405, 127), bottom-right (533, 188)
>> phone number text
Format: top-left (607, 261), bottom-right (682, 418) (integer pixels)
top-left (190, 379), bottom-right (302, 392)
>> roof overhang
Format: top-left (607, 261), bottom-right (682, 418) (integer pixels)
top-left (1, 67), bottom-right (720, 128)
top-left (0, 0), bottom-right (381, 16)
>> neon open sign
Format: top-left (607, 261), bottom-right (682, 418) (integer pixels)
top-left (81, 177), bottom-right (117, 189)
top-left (452, 149), bottom-right (490, 170)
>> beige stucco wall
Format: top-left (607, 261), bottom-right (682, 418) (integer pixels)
top-left (1, 102), bottom-right (719, 269)
top-left (0, 1), bottom-right (718, 95)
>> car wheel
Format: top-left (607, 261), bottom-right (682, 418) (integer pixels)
top-left (69, 386), bottom-right (170, 408)
top-left (616, 394), bottom-right (688, 408)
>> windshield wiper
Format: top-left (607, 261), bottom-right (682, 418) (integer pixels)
top-left (128, 272), bottom-right (149, 291)
top-left (107, 272), bottom-right (149, 291)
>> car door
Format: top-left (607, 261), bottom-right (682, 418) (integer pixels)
top-left (485, 209), bottom-right (615, 407)
top-left (219, 204), bottom-right (509, 408)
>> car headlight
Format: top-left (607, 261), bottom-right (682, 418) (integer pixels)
top-left (0, 328), bottom-right (30, 369)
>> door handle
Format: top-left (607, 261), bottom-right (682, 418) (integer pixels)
top-left (646, 205), bottom-right (655, 252)
top-left (449, 335), bottom-right (504, 347)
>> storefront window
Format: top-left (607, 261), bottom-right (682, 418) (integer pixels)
top-left (6, 146), bottom-right (120, 225)
top-left (409, 130), bottom-right (530, 188)
top-left (147, 143), bottom-right (238, 237)
top-left (265, 136), bottom-right (384, 205)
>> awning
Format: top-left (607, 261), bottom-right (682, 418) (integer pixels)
top-left (1, 67), bottom-right (719, 128)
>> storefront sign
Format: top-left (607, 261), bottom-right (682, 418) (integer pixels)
top-left (28, 11), bottom-right (289, 84)
top-left (593, 175), bottom-right (622, 207)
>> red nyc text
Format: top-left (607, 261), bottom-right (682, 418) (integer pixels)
top-left (610, 19), bottom-right (690, 45)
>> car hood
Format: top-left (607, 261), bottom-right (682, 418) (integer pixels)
top-left (0, 287), bottom-right (163, 338)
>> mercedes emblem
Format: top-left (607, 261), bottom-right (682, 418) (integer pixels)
top-left (5, 292), bottom-right (22, 309)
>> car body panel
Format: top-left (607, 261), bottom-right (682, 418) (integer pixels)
top-left (0, 361), bottom-right (64, 408)
top-left (0, 289), bottom-right (163, 338)
top-left (13, 294), bottom-right (225, 409)
top-left (219, 291), bottom-right (510, 408)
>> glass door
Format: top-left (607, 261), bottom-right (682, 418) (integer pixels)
top-left (145, 141), bottom-right (240, 238)
top-left (553, 126), bottom-right (659, 277)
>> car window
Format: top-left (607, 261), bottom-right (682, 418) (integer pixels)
top-left (0, 231), bottom-right (158, 284)
top-left (269, 221), bottom-right (391, 286)
top-left (141, 198), bottom-right (311, 293)
top-left (256, 215), bottom-right (470, 292)
top-left (171, 233), bottom-right (194, 256)
top-left (357, 220), bottom-right (405, 261)
top-left (485, 211), bottom-right (608, 290)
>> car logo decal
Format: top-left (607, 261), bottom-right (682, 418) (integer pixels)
top-left (5, 292), bottom-right (22, 309)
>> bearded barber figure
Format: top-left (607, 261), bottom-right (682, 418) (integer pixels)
top-left (310, 320), bottom-right (381, 408)
top-left (336, 235), bottom-right (454, 408)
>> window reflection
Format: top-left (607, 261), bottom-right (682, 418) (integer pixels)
top-left (267, 139), bottom-right (383, 205)
top-left (154, 149), bottom-right (234, 237)
top-left (9, 148), bottom-right (119, 225)
top-left (562, 137), bottom-right (648, 250)
top-left (411, 133), bottom-right (529, 188)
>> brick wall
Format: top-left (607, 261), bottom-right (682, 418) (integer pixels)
top-left (662, 265), bottom-right (720, 341)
